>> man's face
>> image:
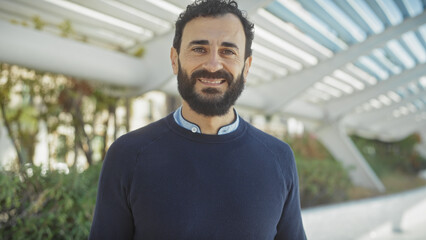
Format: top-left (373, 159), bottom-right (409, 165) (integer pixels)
top-left (171, 13), bottom-right (252, 116)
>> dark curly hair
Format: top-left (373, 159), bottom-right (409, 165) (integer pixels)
top-left (173, 0), bottom-right (254, 60)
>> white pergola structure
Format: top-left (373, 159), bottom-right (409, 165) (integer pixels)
top-left (1, 0), bottom-right (426, 192)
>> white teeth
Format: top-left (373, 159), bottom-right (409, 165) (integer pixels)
top-left (200, 79), bottom-right (222, 84)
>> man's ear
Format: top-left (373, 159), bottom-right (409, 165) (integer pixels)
top-left (170, 47), bottom-right (179, 75)
top-left (243, 56), bottom-right (253, 82)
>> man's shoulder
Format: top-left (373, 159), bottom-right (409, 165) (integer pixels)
top-left (244, 120), bottom-right (291, 153)
top-left (242, 120), bottom-right (297, 179)
top-left (109, 115), bottom-right (172, 154)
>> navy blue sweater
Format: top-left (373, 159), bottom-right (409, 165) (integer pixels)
top-left (89, 114), bottom-right (306, 240)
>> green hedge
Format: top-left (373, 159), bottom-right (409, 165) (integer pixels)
top-left (285, 134), bottom-right (352, 208)
top-left (351, 133), bottom-right (426, 176)
top-left (0, 164), bottom-right (101, 240)
top-left (296, 154), bottom-right (352, 208)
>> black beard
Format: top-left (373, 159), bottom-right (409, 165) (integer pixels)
top-left (177, 62), bottom-right (245, 117)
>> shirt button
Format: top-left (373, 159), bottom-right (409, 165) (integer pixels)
top-left (191, 127), bottom-right (197, 133)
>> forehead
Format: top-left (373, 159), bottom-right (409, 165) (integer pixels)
top-left (181, 13), bottom-right (246, 48)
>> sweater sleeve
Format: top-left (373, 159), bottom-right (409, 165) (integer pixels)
top-left (275, 146), bottom-right (307, 240)
top-left (89, 138), bottom-right (136, 240)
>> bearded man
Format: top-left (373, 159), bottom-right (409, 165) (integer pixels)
top-left (90, 0), bottom-right (306, 239)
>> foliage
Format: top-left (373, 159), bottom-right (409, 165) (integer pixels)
top-left (286, 133), bottom-right (331, 160)
top-left (32, 15), bottom-right (46, 30)
top-left (0, 64), bottom-right (45, 167)
top-left (351, 133), bottom-right (426, 176)
top-left (296, 154), bottom-right (352, 208)
top-left (0, 63), bottom-right (126, 169)
top-left (58, 19), bottom-right (73, 37)
top-left (285, 133), bottom-right (352, 208)
top-left (0, 164), bottom-right (101, 240)
top-left (132, 46), bottom-right (146, 58)
top-left (0, 63), bottom-right (129, 238)
top-left (286, 132), bottom-right (426, 208)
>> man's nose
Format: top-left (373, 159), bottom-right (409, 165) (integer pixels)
top-left (203, 51), bottom-right (223, 73)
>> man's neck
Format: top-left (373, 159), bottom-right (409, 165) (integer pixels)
top-left (181, 101), bottom-right (236, 135)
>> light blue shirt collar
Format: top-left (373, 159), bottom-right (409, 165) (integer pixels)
top-left (173, 106), bottom-right (240, 135)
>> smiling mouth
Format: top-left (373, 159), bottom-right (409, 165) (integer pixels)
top-left (198, 78), bottom-right (226, 86)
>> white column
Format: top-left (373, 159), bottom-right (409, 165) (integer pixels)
top-left (316, 123), bottom-right (386, 192)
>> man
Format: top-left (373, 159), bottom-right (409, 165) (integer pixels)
top-left (89, 0), bottom-right (306, 239)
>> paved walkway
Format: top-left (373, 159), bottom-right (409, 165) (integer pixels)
top-left (302, 186), bottom-right (426, 240)
top-left (357, 196), bottom-right (426, 240)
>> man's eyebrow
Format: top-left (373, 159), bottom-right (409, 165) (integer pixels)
top-left (221, 42), bottom-right (239, 50)
top-left (187, 40), bottom-right (239, 50)
top-left (188, 40), bottom-right (209, 46)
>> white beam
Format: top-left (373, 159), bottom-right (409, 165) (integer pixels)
top-left (0, 20), bottom-right (144, 87)
top-left (348, 110), bottom-right (426, 142)
top-left (0, 20), bottom-right (176, 94)
top-left (316, 123), bottom-right (386, 192)
top-left (136, 32), bottom-right (174, 93)
top-left (237, 90), bottom-right (325, 130)
top-left (281, 99), bottom-right (325, 121)
top-left (253, 11), bottom-right (426, 113)
top-left (345, 91), bottom-right (425, 127)
top-left (250, 13), bottom-right (329, 61)
top-left (325, 62), bottom-right (426, 119)
top-left (371, 110), bottom-right (426, 132)
top-left (13, 0), bottom-right (150, 41)
top-left (373, 118), bottom-right (426, 142)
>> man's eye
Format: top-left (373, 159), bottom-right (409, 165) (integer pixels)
top-left (192, 47), bottom-right (206, 53)
top-left (222, 49), bottom-right (236, 55)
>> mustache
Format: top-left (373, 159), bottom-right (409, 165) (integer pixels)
top-left (190, 69), bottom-right (233, 84)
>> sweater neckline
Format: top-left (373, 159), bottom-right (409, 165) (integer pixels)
top-left (165, 113), bottom-right (247, 143)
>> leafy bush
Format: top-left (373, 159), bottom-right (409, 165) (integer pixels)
top-left (296, 155), bottom-right (352, 208)
top-left (0, 164), bottom-right (101, 240)
top-left (285, 133), bottom-right (352, 208)
top-left (351, 133), bottom-right (426, 176)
